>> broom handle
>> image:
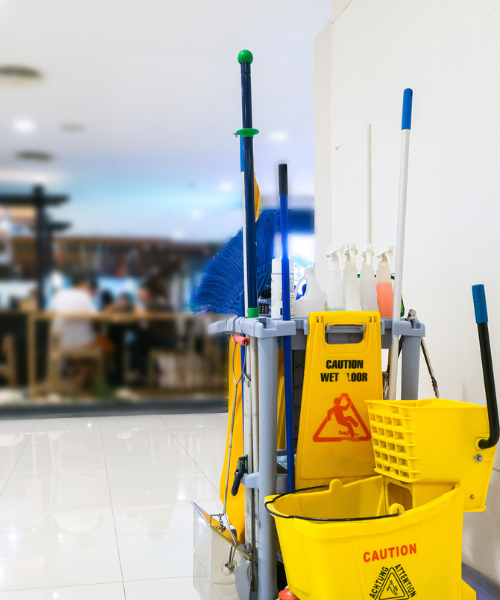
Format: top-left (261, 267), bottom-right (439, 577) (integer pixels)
top-left (238, 50), bottom-right (259, 318)
top-left (240, 137), bottom-right (248, 314)
top-left (279, 164), bottom-right (295, 492)
top-left (388, 89), bottom-right (413, 400)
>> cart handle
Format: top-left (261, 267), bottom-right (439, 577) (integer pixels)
top-left (472, 284), bottom-right (500, 450)
top-left (265, 486), bottom-right (400, 523)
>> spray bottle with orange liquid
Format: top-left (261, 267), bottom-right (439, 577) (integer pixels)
top-left (376, 246), bottom-right (394, 318)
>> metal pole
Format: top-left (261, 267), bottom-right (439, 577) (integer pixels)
top-left (257, 336), bottom-right (278, 600)
top-left (34, 185), bottom-right (45, 309)
top-left (238, 50), bottom-right (258, 318)
top-left (248, 339), bottom-right (259, 581)
top-left (279, 164), bottom-right (295, 492)
top-left (388, 89), bottom-right (413, 400)
top-left (401, 336), bottom-right (420, 400)
top-left (243, 344), bottom-right (254, 555)
top-left (45, 219), bottom-right (53, 278)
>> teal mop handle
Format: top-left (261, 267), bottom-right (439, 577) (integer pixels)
top-left (237, 50), bottom-right (259, 319)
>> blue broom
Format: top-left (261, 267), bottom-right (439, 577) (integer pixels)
top-left (193, 208), bottom-right (279, 315)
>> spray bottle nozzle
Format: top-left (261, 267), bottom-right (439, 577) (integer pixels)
top-left (361, 244), bottom-right (374, 263)
top-left (345, 242), bottom-right (358, 263)
top-left (377, 245), bottom-right (394, 264)
top-left (326, 243), bottom-right (344, 267)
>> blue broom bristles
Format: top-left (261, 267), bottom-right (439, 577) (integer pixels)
top-left (192, 209), bottom-right (280, 316)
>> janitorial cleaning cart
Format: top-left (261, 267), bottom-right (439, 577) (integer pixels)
top-left (192, 51), bottom-right (499, 600)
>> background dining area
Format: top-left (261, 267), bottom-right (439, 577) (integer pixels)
top-left (0, 194), bottom-right (227, 412)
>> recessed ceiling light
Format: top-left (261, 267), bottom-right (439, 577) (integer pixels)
top-left (219, 181), bottom-right (234, 192)
top-left (13, 119), bottom-right (36, 133)
top-left (269, 131), bottom-right (289, 142)
top-left (0, 169), bottom-right (50, 184)
top-left (61, 123), bottom-right (85, 133)
top-left (0, 65), bottom-right (43, 87)
top-left (15, 150), bottom-right (54, 162)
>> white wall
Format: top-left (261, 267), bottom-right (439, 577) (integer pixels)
top-left (315, 0), bottom-right (500, 584)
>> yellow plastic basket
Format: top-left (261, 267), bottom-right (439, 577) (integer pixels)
top-left (266, 476), bottom-right (471, 600)
top-left (366, 399), bottom-right (496, 511)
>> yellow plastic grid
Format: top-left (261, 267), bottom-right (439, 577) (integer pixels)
top-left (368, 403), bottom-right (419, 482)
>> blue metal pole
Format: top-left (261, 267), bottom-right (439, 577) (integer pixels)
top-left (238, 50), bottom-right (259, 318)
top-left (279, 164), bottom-right (295, 492)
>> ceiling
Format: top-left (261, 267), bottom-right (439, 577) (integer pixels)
top-left (0, 0), bottom-right (331, 241)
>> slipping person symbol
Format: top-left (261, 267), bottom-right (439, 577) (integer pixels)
top-left (313, 393), bottom-right (371, 443)
top-left (331, 396), bottom-right (359, 438)
top-left (387, 580), bottom-right (399, 595)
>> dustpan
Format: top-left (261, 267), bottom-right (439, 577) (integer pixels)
top-left (193, 502), bottom-right (252, 600)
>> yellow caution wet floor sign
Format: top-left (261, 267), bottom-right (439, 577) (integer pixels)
top-left (295, 312), bottom-right (383, 488)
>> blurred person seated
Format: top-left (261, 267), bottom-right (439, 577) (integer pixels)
top-left (118, 292), bottom-right (135, 313)
top-left (136, 275), bottom-right (172, 316)
top-left (130, 275), bottom-right (177, 381)
top-left (50, 275), bottom-right (113, 387)
top-left (103, 291), bottom-right (135, 315)
top-left (50, 275), bottom-right (98, 350)
top-left (104, 292), bottom-right (135, 385)
top-left (99, 289), bottom-right (115, 311)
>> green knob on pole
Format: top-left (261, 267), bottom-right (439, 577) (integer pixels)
top-left (238, 49), bottom-right (253, 64)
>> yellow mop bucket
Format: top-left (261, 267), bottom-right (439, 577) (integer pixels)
top-left (366, 398), bottom-right (496, 512)
top-left (266, 476), bottom-right (470, 600)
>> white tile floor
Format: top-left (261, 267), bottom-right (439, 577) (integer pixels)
top-left (0, 412), bottom-right (227, 599)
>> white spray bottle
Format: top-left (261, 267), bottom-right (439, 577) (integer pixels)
top-left (294, 266), bottom-right (326, 318)
top-left (376, 245), bottom-right (394, 318)
top-left (360, 244), bottom-right (379, 311)
top-left (324, 244), bottom-right (344, 311)
top-left (343, 243), bottom-right (362, 311)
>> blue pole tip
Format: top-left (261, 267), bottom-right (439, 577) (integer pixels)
top-left (401, 88), bottom-right (413, 130)
top-left (472, 284), bottom-right (488, 324)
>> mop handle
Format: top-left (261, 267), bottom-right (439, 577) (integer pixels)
top-left (237, 50), bottom-right (259, 318)
top-left (472, 285), bottom-right (500, 450)
top-left (279, 164), bottom-right (295, 492)
top-left (279, 164), bottom-right (291, 321)
top-left (388, 88), bottom-right (413, 400)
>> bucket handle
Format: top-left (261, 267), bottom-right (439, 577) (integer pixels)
top-left (265, 485), bottom-right (400, 523)
top-left (472, 285), bottom-right (500, 450)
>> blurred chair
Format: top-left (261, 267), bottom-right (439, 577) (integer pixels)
top-left (201, 315), bottom-right (226, 389)
top-left (0, 335), bottom-right (17, 388)
top-left (46, 329), bottom-right (105, 394)
top-left (147, 317), bottom-right (196, 391)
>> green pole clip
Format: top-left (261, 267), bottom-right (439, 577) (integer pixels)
top-left (236, 128), bottom-right (259, 138)
top-left (247, 307), bottom-right (259, 319)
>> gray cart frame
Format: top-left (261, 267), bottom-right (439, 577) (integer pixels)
top-left (208, 315), bottom-right (425, 600)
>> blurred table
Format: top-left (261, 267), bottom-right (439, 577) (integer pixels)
top-left (27, 311), bottom-right (223, 398)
